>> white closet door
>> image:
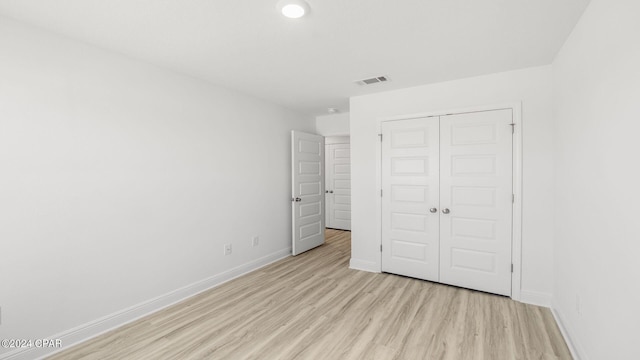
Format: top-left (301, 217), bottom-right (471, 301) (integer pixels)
top-left (381, 117), bottom-right (440, 281)
top-left (326, 143), bottom-right (351, 230)
top-left (439, 109), bottom-right (513, 296)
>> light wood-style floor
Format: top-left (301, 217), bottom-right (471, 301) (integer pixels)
top-left (50, 229), bottom-right (571, 360)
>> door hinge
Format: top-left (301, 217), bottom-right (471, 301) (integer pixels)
top-left (380, 245), bottom-right (383, 252)
top-left (380, 189), bottom-right (383, 197)
top-left (511, 264), bottom-right (514, 273)
top-left (378, 133), bottom-right (383, 142)
top-left (512, 194), bottom-right (515, 203)
top-left (510, 123), bottom-right (516, 134)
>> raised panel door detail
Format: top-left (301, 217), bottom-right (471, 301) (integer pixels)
top-left (392, 157), bottom-right (429, 175)
top-left (334, 195), bottom-right (351, 205)
top-left (391, 213), bottom-right (428, 233)
top-left (391, 240), bottom-right (428, 262)
top-left (299, 139), bottom-right (321, 155)
top-left (299, 182), bottom-right (321, 196)
top-left (451, 248), bottom-right (496, 273)
top-left (451, 217), bottom-right (497, 240)
top-left (391, 128), bottom-right (429, 148)
top-left (451, 123), bottom-right (497, 145)
top-left (334, 164), bottom-right (350, 175)
top-left (299, 222), bottom-right (322, 242)
top-left (299, 161), bottom-right (321, 176)
top-left (452, 186), bottom-right (496, 207)
top-left (391, 186), bottom-right (428, 203)
top-left (333, 179), bottom-right (350, 190)
top-left (452, 155), bottom-right (497, 176)
top-left (299, 202), bottom-right (322, 218)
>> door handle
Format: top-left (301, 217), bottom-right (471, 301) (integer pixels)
top-left (442, 208), bottom-right (450, 214)
top-left (329, 190), bottom-right (334, 193)
top-left (430, 208), bottom-right (438, 213)
top-left (292, 197), bottom-right (302, 202)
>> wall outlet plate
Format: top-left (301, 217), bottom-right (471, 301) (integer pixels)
top-left (224, 244), bottom-right (232, 256)
top-left (252, 236), bottom-right (259, 247)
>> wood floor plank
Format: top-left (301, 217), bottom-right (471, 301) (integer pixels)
top-left (49, 229), bottom-right (571, 360)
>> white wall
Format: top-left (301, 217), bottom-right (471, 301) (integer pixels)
top-left (552, 0), bottom-right (640, 359)
top-left (315, 113), bottom-right (350, 136)
top-left (0, 17), bottom-right (313, 358)
top-left (350, 66), bottom-right (555, 304)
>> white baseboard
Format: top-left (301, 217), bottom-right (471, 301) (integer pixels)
top-left (551, 307), bottom-right (587, 360)
top-left (0, 248), bottom-right (291, 360)
top-left (519, 290), bottom-right (552, 307)
top-left (349, 258), bottom-right (380, 273)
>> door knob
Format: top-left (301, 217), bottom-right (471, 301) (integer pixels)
top-left (329, 190), bottom-right (334, 193)
top-left (429, 208), bottom-right (438, 213)
top-left (325, 190), bottom-right (329, 193)
top-left (442, 208), bottom-right (450, 214)
top-left (292, 197), bottom-right (302, 202)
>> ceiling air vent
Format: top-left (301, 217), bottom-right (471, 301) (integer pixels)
top-left (356, 76), bottom-right (389, 86)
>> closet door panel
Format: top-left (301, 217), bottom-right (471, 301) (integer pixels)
top-left (381, 117), bottom-right (440, 281)
top-left (439, 109), bottom-right (513, 296)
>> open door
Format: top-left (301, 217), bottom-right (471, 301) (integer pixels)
top-left (291, 131), bottom-right (325, 255)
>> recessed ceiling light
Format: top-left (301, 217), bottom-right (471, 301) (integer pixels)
top-left (276, 0), bottom-right (310, 19)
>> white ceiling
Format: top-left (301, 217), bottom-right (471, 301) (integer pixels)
top-left (0, 0), bottom-right (590, 116)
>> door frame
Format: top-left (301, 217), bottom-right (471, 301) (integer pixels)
top-left (375, 102), bottom-right (523, 301)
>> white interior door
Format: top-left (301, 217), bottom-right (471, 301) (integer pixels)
top-left (439, 109), bottom-right (513, 296)
top-left (291, 131), bottom-right (325, 256)
top-left (326, 143), bottom-right (351, 230)
top-left (381, 117), bottom-right (440, 281)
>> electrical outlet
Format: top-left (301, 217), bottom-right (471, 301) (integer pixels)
top-left (224, 244), bottom-right (232, 256)
top-left (252, 236), bottom-right (259, 247)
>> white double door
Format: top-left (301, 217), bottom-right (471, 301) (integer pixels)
top-left (325, 142), bottom-right (351, 230)
top-left (381, 109), bottom-right (513, 296)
